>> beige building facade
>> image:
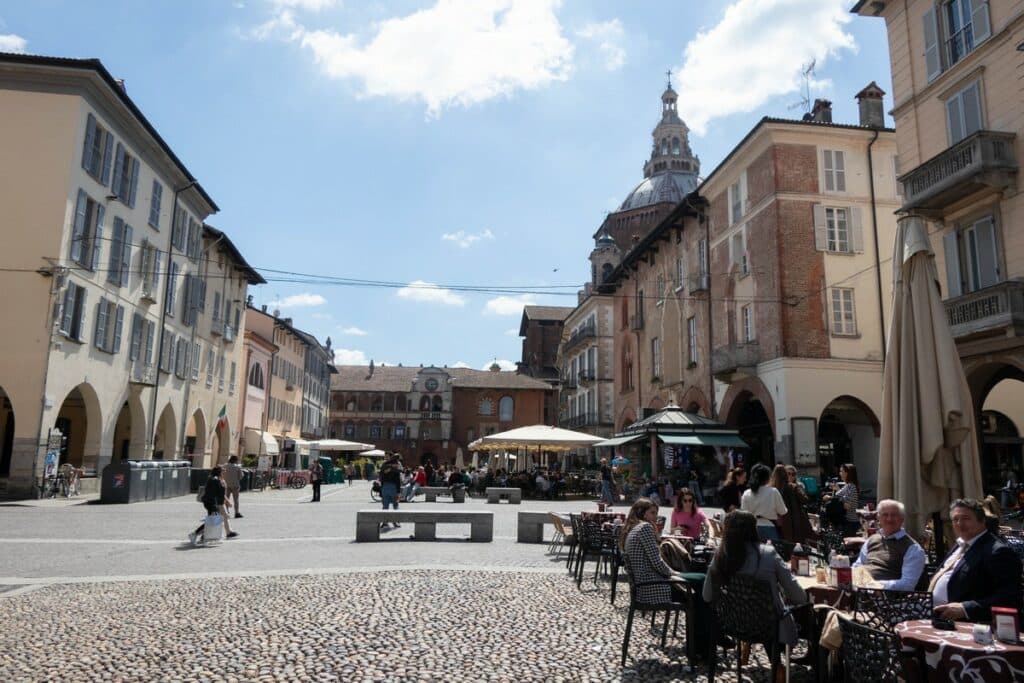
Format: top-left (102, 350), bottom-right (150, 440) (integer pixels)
top-left (0, 55), bottom-right (261, 497)
top-left (856, 0), bottom-right (1024, 491)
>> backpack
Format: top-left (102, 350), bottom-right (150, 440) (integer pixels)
top-left (823, 496), bottom-right (846, 528)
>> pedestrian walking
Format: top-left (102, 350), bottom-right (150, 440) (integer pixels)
top-left (379, 457), bottom-right (402, 529)
top-left (309, 458), bottom-right (323, 502)
top-left (223, 455), bottom-right (243, 518)
top-left (189, 466), bottom-right (237, 546)
top-left (345, 463), bottom-right (354, 486)
top-left (599, 458), bottom-right (615, 505)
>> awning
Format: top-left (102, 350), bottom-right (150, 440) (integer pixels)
top-left (658, 434), bottom-right (749, 448)
top-left (244, 429), bottom-right (280, 456)
top-left (284, 438), bottom-right (313, 455)
top-left (594, 434), bottom-right (646, 448)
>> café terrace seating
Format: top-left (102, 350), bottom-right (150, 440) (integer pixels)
top-left (619, 552), bottom-right (690, 666)
top-left (839, 616), bottom-right (904, 682)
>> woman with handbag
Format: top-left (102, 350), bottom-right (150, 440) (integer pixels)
top-left (772, 464), bottom-right (815, 544)
top-left (189, 466), bottom-right (238, 546)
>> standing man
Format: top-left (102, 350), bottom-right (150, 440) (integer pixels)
top-left (932, 498), bottom-right (1023, 622)
top-left (309, 458), bottom-right (323, 503)
top-left (379, 457), bottom-right (402, 530)
top-left (600, 458), bottom-right (614, 506)
top-left (223, 455), bottom-right (243, 519)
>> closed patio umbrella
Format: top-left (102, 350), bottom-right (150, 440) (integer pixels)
top-left (879, 216), bottom-right (983, 545)
top-left (455, 447), bottom-right (465, 470)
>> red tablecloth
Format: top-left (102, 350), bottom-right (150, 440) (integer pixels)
top-left (897, 619), bottom-right (1024, 683)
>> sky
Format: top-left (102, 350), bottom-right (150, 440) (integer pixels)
top-left (0, 0), bottom-right (894, 370)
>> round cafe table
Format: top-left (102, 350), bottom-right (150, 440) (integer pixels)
top-left (897, 619), bottom-right (1024, 683)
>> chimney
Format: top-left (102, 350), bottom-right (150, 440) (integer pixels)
top-left (261, 304), bottom-right (267, 313)
top-left (811, 99), bottom-right (832, 123)
top-left (115, 78), bottom-right (127, 93)
top-left (273, 308), bottom-right (281, 318)
top-left (855, 81), bottom-right (886, 129)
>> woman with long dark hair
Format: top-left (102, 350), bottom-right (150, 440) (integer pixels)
top-left (772, 464), bottom-right (815, 543)
top-left (827, 463), bottom-right (860, 536)
top-left (620, 498), bottom-right (682, 603)
top-left (702, 511), bottom-right (807, 645)
top-left (717, 467), bottom-right (747, 513)
top-left (740, 463), bottom-right (788, 541)
top-left (671, 486), bottom-right (707, 539)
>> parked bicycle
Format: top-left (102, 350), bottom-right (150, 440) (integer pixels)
top-left (37, 473), bottom-right (63, 499)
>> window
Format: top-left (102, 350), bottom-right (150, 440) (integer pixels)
top-left (946, 80), bottom-right (982, 144)
top-left (128, 315), bottom-right (155, 365)
top-left (248, 363), bottom-right (265, 389)
top-left (206, 348), bottom-right (214, 387)
top-left (923, 1), bottom-right (990, 81)
top-left (191, 342), bottom-right (201, 381)
top-left (70, 189), bottom-right (104, 270)
top-left (698, 238), bottom-right (708, 276)
top-left (370, 423), bottom-right (382, 439)
top-left (622, 346), bottom-right (634, 390)
top-left (687, 317), bottom-right (698, 365)
top-left (826, 208), bottom-right (849, 253)
top-left (943, 216), bottom-right (1000, 297)
top-left (830, 288), bottom-right (857, 336)
top-left (729, 173), bottom-right (747, 224)
top-left (212, 291), bottom-right (221, 323)
top-left (499, 396), bottom-right (514, 421)
top-left (171, 205), bottom-right (188, 252)
top-left (432, 395), bottom-right (443, 412)
top-left (823, 150), bottom-right (846, 192)
top-left (81, 114), bottom-right (114, 184)
top-left (675, 255), bottom-right (686, 291)
top-left (344, 423), bottom-right (356, 438)
top-left (229, 361), bottom-right (236, 395)
top-left (651, 337), bottom-right (661, 379)
top-left (107, 218), bottom-right (133, 287)
top-left (110, 143), bottom-right (140, 207)
top-left (731, 229), bottom-right (748, 275)
top-left (893, 156), bottom-right (903, 199)
top-left (656, 274), bottom-right (666, 303)
top-left (174, 338), bottom-right (189, 378)
top-left (742, 305), bottom-right (755, 342)
top-left (59, 283), bottom-right (88, 342)
top-left (149, 180), bottom-right (163, 229)
top-left (672, 137), bottom-right (680, 155)
top-left (478, 398), bottom-right (493, 416)
top-left (186, 218), bottom-right (201, 262)
top-left (140, 241), bottom-right (161, 297)
top-left (165, 260), bottom-right (179, 316)
top-left (93, 298), bottom-right (124, 354)
top-left (394, 423), bottom-right (405, 439)
top-left (160, 329), bottom-right (175, 373)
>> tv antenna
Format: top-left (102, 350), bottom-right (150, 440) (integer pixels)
top-left (787, 59), bottom-right (816, 113)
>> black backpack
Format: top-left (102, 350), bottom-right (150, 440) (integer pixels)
top-left (823, 497), bottom-right (846, 527)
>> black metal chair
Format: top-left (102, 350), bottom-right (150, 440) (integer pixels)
top-left (596, 525), bottom-right (624, 604)
top-left (619, 553), bottom-right (691, 666)
top-left (771, 539), bottom-right (796, 562)
top-left (574, 517), bottom-right (609, 589)
top-left (852, 587), bottom-right (933, 632)
top-left (838, 616), bottom-right (903, 682)
top-left (706, 574), bottom-right (808, 683)
top-left (818, 526), bottom-right (849, 559)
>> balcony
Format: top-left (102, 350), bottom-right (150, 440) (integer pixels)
top-left (210, 318), bottom-right (222, 337)
top-left (944, 280), bottom-right (1024, 341)
top-left (129, 361), bottom-right (156, 386)
top-left (559, 412), bottom-right (612, 429)
top-left (711, 342), bottom-right (760, 381)
top-left (900, 131), bottom-right (1017, 215)
top-left (630, 313), bottom-right (644, 330)
top-left (223, 324), bottom-right (235, 343)
top-left (420, 411), bottom-right (443, 420)
top-left (562, 322), bottom-right (597, 353)
top-left (690, 273), bottom-right (710, 292)
top-left (140, 285), bottom-right (157, 305)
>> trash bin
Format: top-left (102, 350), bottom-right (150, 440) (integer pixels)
top-left (191, 468), bottom-right (212, 493)
top-left (140, 461), bottom-right (159, 501)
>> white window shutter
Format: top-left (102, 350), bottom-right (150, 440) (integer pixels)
top-left (94, 298), bottom-right (109, 350)
top-left (77, 289), bottom-right (87, 341)
top-left (823, 151), bottom-right (834, 192)
top-left (834, 151), bottom-right (846, 192)
top-left (943, 232), bottom-right (963, 297)
top-left (192, 342), bottom-right (201, 380)
top-left (145, 321), bottom-right (155, 365)
top-left (971, 0), bottom-right (991, 43)
top-left (850, 207), bottom-right (864, 253)
top-left (923, 6), bottom-right (941, 81)
top-left (813, 204), bottom-right (827, 251)
top-left (974, 217), bottom-right (999, 288)
top-left (113, 306), bottom-right (124, 354)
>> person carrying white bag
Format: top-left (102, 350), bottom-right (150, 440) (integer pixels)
top-left (189, 466), bottom-right (238, 546)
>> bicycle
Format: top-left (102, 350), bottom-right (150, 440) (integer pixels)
top-left (288, 472), bottom-right (308, 489)
top-left (59, 464), bottom-right (81, 497)
top-left (37, 473), bottom-right (63, 499)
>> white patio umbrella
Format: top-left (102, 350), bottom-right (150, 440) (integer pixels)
top-left (879, 216), bottom-right (983, 545)
top-left (454, 447), bottom-right (465, 470)
top-left (358, 449), bottom-right (388, 458)
top-left (471, 452), bottom-right (479, 470)
top-left (467, 425), bottom-right (605, 451)
top-left (312, 439), bottom-right (375, 451)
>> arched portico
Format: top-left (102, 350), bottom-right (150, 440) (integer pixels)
top-left (966, 358), bottom-right (1024, 493)
top-left (153, 403), bottom-right (176, 459)
top-left (185, 408), bottom-right (208, 466)
top-left (110, 392), bottom-right (146, 463)
top-left (54, 382), bottom-right (103, 469)
top-left (719, 376), bottom-right (776, 468)
top-left (679, 386), bottom-right (710, 417)
top-left (818, 395), bottom-right (881, 496)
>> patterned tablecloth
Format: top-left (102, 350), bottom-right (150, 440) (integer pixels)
top-left (897, 619), bottom-right (1024, 683)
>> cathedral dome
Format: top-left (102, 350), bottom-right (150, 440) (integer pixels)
top-left (619, 171), bottom-right (698, 211)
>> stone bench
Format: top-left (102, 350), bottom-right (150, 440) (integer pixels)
top-left (421, 486), bottom-right (466, 503)
top-left (517, 510), bottom-right (566, 543)
top-left (355, 510), bottom-right (493, 542)
top-left (486, 487), bottom-right (522, 504)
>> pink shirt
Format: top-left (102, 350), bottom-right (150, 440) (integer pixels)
top-left (671, 508), bottom-right (707, 538)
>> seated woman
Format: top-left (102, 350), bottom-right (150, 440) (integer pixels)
top-left (620, 498), bottom-right (685, 604)
top-left (670, 487), bottom-right (707, 539)
top-left (702, 511), bottom-right (807, 647)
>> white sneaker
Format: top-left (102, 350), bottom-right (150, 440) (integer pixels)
top-left (380, 522), bottom-right (390, 530)
top-left (394, 522), bottom-right (401, 528)
top-left (188, 532), bottom-right (199, 547)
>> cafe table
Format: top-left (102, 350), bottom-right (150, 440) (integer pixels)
top-left (896, 619), bottom-right (1024, 683)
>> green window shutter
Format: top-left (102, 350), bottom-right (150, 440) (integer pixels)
top-left (81, 113), bottom-right (96, 172)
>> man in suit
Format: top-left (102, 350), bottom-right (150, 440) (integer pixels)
top-left (932, 498), bottom-right (1022, 622)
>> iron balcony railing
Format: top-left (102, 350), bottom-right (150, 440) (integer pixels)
top-left (944, 280), bottom-right (1024, 340)
top-left (900, 130), bottom-right (1016, 212)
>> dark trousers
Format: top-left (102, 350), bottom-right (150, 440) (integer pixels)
top-left (311, 480), bottom-right (321, 502)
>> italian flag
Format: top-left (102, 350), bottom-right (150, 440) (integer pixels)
top-left (216, 405), bottom-right (228, 431)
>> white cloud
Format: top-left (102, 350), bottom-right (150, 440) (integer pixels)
top-left (451, 361), bottom-right (471, 368)
top-left (575, 19), bottom-right (625, 71)
top-left (270, 0), bottom-right (337, 10)
top-left (504, 328), bottom-right (519, 336)
top-left (481, 359), bottom-right (517, 371)
top-left (482, 294), bottom-right (535, 316)
top-left (310, 312), bottom-right (332, 320)
top-left (442, 229), bottom-right (494, 249)
top-left (0, 34), bottom-right (28, 53)
top-left (396, 280), bottom-right (467, 306)
top-left (676, 0), bottom-right (855, 135)
top-left (341, 326), bottom-right (368, 336)
top-left (332, 348), bottom-right (368, 365)
top-left (258, 0), bottom-right (574, 115)
top-left (266, 293), bottom-right (327, 308)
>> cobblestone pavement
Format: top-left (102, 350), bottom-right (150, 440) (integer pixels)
top-left (0, 482), bottom-right (817, 681)
top-left (0, 569), bottom-right (814, 682)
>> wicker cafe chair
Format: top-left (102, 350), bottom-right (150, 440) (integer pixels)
top-left (619, 553), bottom-right (690, 666)
top-left (707, 574), bottom-right (806, 683)
top-left (548, 512), bottom-right (574, 557)
top-left (852, 588), bottom-right (933, 632)
top-left (838, 616), bottom-right (903, 682)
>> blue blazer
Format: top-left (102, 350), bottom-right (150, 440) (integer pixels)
top-left (944, 531), bottom-right (1022, 622)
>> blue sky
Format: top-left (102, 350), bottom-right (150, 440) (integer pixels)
top-left (1, 0), bottom-right (892, 369)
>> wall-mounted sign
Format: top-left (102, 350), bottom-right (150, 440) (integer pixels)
top-left (792, 417), bottom-right (817, 466)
